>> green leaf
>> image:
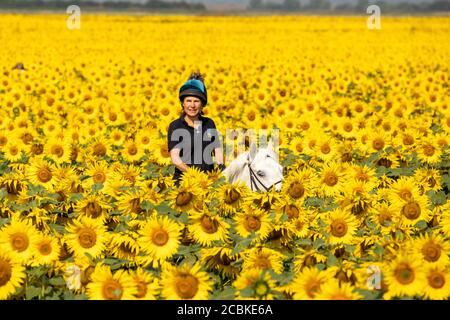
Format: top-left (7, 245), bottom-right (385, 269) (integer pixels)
top-left (26, 286), bottom-right (42, 300)
top-left (295, 238), bottom-right (312, 246)
top-left (210, 286), bottom-right (235, 300)
top-left (92, 183), bottom-right (104, 193)
top-left (414, 220), bottom-right (428, 231)
top-left (313, 238), bottom-right (325, 250)
top-left (48, 223), bottom-right (66, 234)
top-left (155, 202), bottom-right (176, 215)
top-left (69, 193), bottom-right (84, 202)
top-left (326, 253), bottom-right (338, 267)
top-left (48, 277), bottom-right (66, 287)
top-left (140, 200), bottom-right (155, 211)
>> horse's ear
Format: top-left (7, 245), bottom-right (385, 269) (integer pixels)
top-left (248, 142), bottom-right (257, 163)
top-left (267, 138), bottom-right (274, 152)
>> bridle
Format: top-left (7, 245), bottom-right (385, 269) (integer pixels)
top-left (246, 154), bottom-right (282, 192)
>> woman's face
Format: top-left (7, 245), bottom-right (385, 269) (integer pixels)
top-left (182, 96), bottom-right (203, 117)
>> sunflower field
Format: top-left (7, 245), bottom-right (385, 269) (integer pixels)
top-left (0, 14), bottom-right (450, 300)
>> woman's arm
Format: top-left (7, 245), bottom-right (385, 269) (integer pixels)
top-left (170, 148), bottom-right (190, 172)
top-left (214, 147), bottom-right (224, 165)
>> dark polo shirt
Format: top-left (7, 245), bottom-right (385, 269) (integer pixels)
top-left (167, 113), bottom-right (221, 183)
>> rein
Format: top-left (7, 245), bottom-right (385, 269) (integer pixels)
top-left (245, 155), bottom-right (282, 192)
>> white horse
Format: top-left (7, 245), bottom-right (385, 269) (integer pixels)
top-left (222, 140), bottom-right (283, 191)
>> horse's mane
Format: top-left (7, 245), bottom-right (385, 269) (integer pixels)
top-left (223, 151), bottom-right (249, 184)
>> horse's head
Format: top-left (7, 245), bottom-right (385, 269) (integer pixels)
top-left (223, 139), bottom-right (283, 192)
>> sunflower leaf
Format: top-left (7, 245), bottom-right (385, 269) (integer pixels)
top-left (48, 223), bottom-right (66, 234)
top-left (48, 277), bottom-right (66, 287)
top-left (26, 286), bottom-right (42, 300)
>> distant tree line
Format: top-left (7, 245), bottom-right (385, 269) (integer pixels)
top-left (248, 0), bottom-right (449, 12)
top-left (0, 0), bottom-right (206, 11)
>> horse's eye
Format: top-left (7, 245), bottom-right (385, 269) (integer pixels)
top-left (257, 170), bottom-right (265, 177)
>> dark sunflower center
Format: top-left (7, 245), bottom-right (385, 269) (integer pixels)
top-left (428, 271), bottom-right (445, 289)
top-left (152, 229), bottom-right (169, 246)
top-left (394, 263), bottom-right (415, 285)
top-left (200, 215), bottom-right (219, 234)
top-left (0, 258), bottom-right (13, 286)
top-left (288, 181), bottom-right (305, 199)
top-left (102, 279), bottom-right (123, 300)
top-left (224, 189), bottom-right (240, 204)
top-left (175, 274), bottom-right (199, 299)
top-left (128, 145), bottom-right (138, 156)
top-left (372, 138), bottom-right (385, 151)
top-left (244, 216), bottom-right (261, 232)
top-left (176, 192), bottom-right (193, 206)
top-left (284, 204), bottom-right (299, 219)
top-left (51, 145), bottom-right (64, 157)
top-left (324, 173), bottom-right (338, 186)
top-left (402, 201), bottom-right (421, 220)
top-left (11, 232), bottom-right (29, 252)
top-left (86, 202), bottom-right (102, 218)
top-left (93, 143), bottom-right (107, 156)
top-left (422, 242), bottom-right (441, 262)
top-left (78, 228), bottom-right (97, 249)
top-left (135, 281), bottom-right (148, 299)
top-left (330, 219), bottom-right (348, 237)
top-left (37, 167), bottom-right (52, 183)
top-left (423, 144), bottom-right (435, 157)
top-left (38, 242), bottom-right (52, 256)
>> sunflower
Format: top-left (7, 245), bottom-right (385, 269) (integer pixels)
top-left (316, 162), bottom-right (347, 198)
top-left (348, 164), bottom-right (378, 190)
top-left (31, 233), bottom-right (61, 266)
top-left (367, 130), bottom-right (391, 154)
top-left (215, 182), bottom-right (250, 216)
top-left (3, 138), bottom-right (24, 162)
top-left (0, 217), bottom-right (39, 264)
top-left (43, 136), bottom-right (72, 165)
top-left (85, 136), bottom-right (111, 160)
top-left (282, 167), bottom-right (316, 202)
top-left (116, 188), bottom-right (149, 219)
top-left (26, 156), bottom-right (57, 191)
top-left (368, 202), bottom-right (399, 233)
top-left (188, 210), bottom-right (230, 246)
top-left (109, 128), bottom-right (127, 147)
top-left (391, 194), bottom-right (431, 227)
top-left (134, 130), bottom-right (153, 155)
top-left (416, 138), bottom-right (442, 164)
top-left (422, 266), bottom-right (450, 300)
top-left (324, 208), bottom-right (359, 246)
top-left (234, 208), bottom-right (273, 244)
top-left (74, 193), bottom-right (112, 222)
top-left (167, 179), bottom-right (202, 214)
top-left (234, 269), bottom-right (278, 300)
top-left (86, 264), bottom-right (137, 300)
top-left (314, 279), bottom-right (362, 300)
top-left (180, 166), bottom-right (212, 194)
top-left (0, 250), bottom-right (26, 300)
top-left (111, 163), bottom-right (144, 188)
top-left (152, 137), bottom-right (172, 166)
top-left (137, 215), bottom-right (182, 267)
top-left (241, 247), bottom-right (285, 274)
top-left (121, 139), bottom-right (146, 163)
top-left (337, 180), bottom-right (374, 217)
top-left (108, 232), bottom-right (140, 263)
top-left (129, 268), bottom-right (159, 300)
top-left (411, 234), bottom-right (449, 267)
top-left (200, 246), bottom-right (241, 278)
top-left (288, 136), bottom-right (305, 155)
top-left (414, 168), bottom-right (442, 193)
top-left (387, 176), bottom-right (422, 203)
top-left (289, 267), bottom-right (334, 300)
top-left (64, 217), bottom-right (109, 262)
top-left (383, 252), bottom-right (426, 299)
top-left (160, 262), bottom-right (212, 300)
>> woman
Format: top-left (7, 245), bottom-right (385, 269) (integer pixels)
top-left (167, 72), bottom-right (225, 187)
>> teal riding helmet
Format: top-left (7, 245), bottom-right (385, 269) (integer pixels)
top-left (179, 79), bottom-right (208, 106)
